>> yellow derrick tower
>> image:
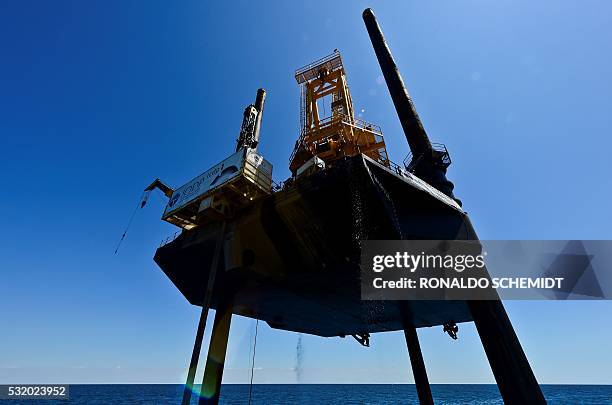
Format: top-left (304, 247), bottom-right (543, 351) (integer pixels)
top-left (289, 51), bottom-right (390, 173)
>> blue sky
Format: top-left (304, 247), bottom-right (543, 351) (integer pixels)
top-left (1, 0), bottom-right (611, 385)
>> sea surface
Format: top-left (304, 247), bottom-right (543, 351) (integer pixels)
top-left (25, 384), bottom-right (612, 404)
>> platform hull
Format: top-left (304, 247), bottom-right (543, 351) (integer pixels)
top-left (155, 155), bottom-right (478, 337)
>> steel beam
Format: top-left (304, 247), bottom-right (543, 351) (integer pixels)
top-left (468, 300), bottom-right (546, 404)
top-left (181, 221), bottom-right (227, 405)
top-left (362, 8), bottom-right (432, 157)
top-left (362, 7), bottom-right (456, 198)
top-left (198, 300), bottom-right (233, 405)
top-left (400, 303), bottom-right (434, 405)
top-left (252, 88), bottom-right (267, 150)
top-left (404, 326), bottom-right (434, 404)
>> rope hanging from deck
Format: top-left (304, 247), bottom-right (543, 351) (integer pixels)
top-left (114, 191), bottom-right (148, 254)
top-left (248, 319), bottom-right (259, 405)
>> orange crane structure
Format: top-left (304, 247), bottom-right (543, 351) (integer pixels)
top-left (290, 51), bottom-right (390, 173)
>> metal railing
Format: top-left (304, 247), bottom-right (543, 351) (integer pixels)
top-left (403, 142), bottom-right (451, 173)
top-left (159, 230), bottom-right (181, 247)
top-left (307, 114), bottom-right (383, 136)
top-left (388, 159), bottom-right (408, 177)
top-left (295, 50), bottom-right (343, 84)
top-left (290, 114), bottom-right (383, 164)
top-left (349, 116), bottom-right (383, 136)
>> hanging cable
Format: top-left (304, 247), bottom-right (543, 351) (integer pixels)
top-left (114, 191), bottom-right (149, 254)
top-left (247, 319), bottom-right (259, 405)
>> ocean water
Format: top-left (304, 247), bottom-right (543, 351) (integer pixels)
top-left (30, 384), bottom-right (612, 404)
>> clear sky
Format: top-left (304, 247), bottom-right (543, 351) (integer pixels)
top-left (1, 0), bottom-right (612, 385)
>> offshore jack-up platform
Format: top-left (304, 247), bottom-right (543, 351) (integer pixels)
top-left (146, 9), bottom-right (546, 405)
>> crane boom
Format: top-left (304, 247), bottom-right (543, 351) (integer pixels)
top-left (144, 178), bottom-right (174, 198)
